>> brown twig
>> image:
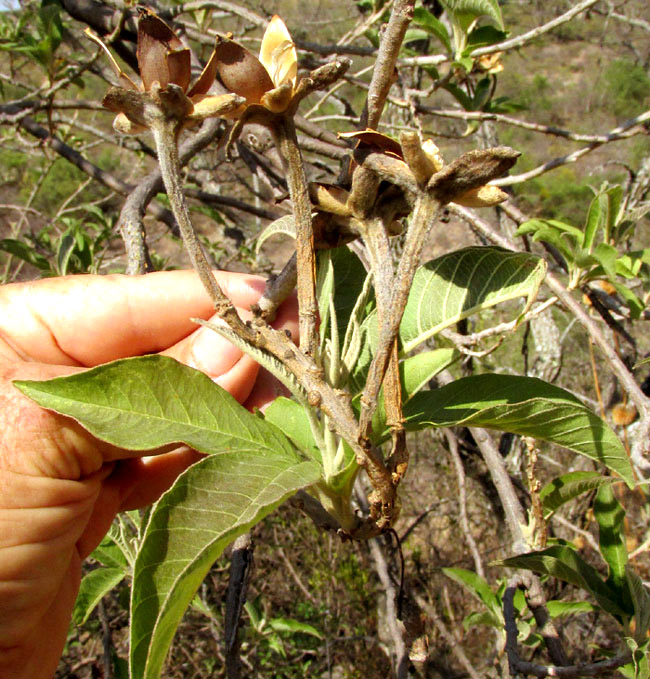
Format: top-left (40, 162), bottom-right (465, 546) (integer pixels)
top-left (224, 533), bottom-right (254, 679)
top-left (361, 0), bottom-right (414, 130)
top-left (151, 117), bottom-right (249, 332)
top-left (414, 593), bottom-right (483, 679)
top-left (273, 117), bottom-right (320, 359)
top-left (118, 118), bottom-right (225, 274)
top-left (444, 429), bottom-right (485, 578)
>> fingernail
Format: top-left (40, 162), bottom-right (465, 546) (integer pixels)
top-left (190, 324), bottom-right (242, 376)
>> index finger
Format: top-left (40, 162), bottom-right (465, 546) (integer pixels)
top-left (0, 270), bottom-right (266, 366)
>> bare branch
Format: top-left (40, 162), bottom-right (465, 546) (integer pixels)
top-left (414, 593), bottom-right (483, 679)
top-left (224, 533), bottom-right (254, 679)
top-left (494, 111), bottom-right (650, 187)
top-left (361, 0), bottom-right (415, 130)
top-left (444, 429), bottom-right (485, 578)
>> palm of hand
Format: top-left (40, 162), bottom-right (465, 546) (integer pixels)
top-left (0, 271), bottom-right (296, 679)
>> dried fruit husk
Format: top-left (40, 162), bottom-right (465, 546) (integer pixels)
top-left (214, 36), bottom-right (274, 104)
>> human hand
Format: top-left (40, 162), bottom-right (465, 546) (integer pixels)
top-left (0, 270), bottom-right (297, 679)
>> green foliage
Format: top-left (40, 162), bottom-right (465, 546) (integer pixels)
top-left (17, 233), bottom-right (636, 676)
top-left (0, 206), bottom-right (118, 277)
top-left (499, 489), bottom-right (650, 664)
top-left (244, 595), bottom-right (322, 662)
top-left (412, 6), bottom-right (452, 53)
top-left (599, 59), bottom-right (650, 117)
top-left (442, 568), bottom-right (503, 627)
top-left (403, 373), bottom-right (633, 484)
top-left (500, 545), bottom-right (630, 618)
top-left (539, 471), bottom-right (613, 519)
top-left (399, 246), bottom-right (546, 352)
top-left (16, 356), bottom-right (320, 679)
top-left (517, 183), bottom-right (650, 317)
top-left (0, 0), bottom-right (64, 81)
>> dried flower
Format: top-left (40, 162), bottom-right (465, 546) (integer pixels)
top-left (212, 15), bottom-right (298, 114)
top-left (86, 8), bottom-right (243, 133)
top-left (477, 52), bottom-right (504, 74)
top-left (340, 129), bottom-right (508, 207)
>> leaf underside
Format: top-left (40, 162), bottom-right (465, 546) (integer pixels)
top-left (15, 355), bottom-right (320, 679)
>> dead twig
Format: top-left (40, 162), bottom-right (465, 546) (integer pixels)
top-left (224, 533), bottom-right (254, 679)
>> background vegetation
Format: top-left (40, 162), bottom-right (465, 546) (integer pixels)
top-left (1, 0), bottom-right (650, 677)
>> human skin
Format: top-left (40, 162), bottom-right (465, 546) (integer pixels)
top-left (0, 270), bottom-right (297, 679)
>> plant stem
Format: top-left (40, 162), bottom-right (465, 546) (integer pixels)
top-left (274, 116), bottom-right (320, 360)
top-left (360, 193), bottom-right (441, 434)
top-left (150, 118), bottom-right (246, 333)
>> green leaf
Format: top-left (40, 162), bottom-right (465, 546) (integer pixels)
top-left (443, 567), bottom-right (502, 625)
top-left (322, 246), bottom-right (369, 351)
top-left (403, 27), bottom-right (430, 45)
top-left (583, 193), bottom-right (606, 254)
top-left (471, 77), bottom-right (492, 110)
top-left (441, 0), bottom-right (504, 30)
top-left (245, 598), bottom-right (263, 630)
top-left (412, 6), bottom-right (452, 52)
top-left (264, 398), bottom-right (356, 491)
top-left (615, 250), bottom-right (649, 278)
top-left (265, 397), bottom-right (322, 465)
top-left (400, 348), bottom-right (458, 402)
top-left (73, 567), bottom-right (126, 625)
top-left (91, 533), bottom-right (130, 570)
top-left (620, 637), bottom-right (650, 679)
top-left (520, 225), bottom-right (578, 267)
top-left (611, 281), bottom-right (646, 320)
top-left (403, 374), bottom-right (634, 486)
top-left (546, 600), bottom-right (597, 618)
top-left (540, 471), bottom-right (613, 519)
top-left (400, 247), bottom-right (546, 353)
top-left (56, 230), bottom-right (77, 276)
top-left (592, 242), bottom-right (618, 280)
top-left (443, 81), bottom-right (474, 110)
top-left (486, 95), bottom-right (527, 114)
top-left (15, 355), bottom-right (300, 456)
top-left (266, 635), bottom-right (286, 658)
top-left (465, 25), bottom-right (507, 51)
top-left (594, 484), bottom-right (628, 592)
top-left (348, 310), bottom-right (379, 395)
top-left (267, 617), bottom-right (323, 639)
top-left (130, 450), bottom-right (317, 679)
top-left (517, 218), bottom-right (584, 241)
top-left (604, 185), bottom-right (624, 242)
top-left (499, 546), bottom-right (629, 618)
top-left (627, 566), bottom-right (650, 642)
top-left (341, 272), bottom-right (374, 376)
top-left (255, 214), bottom-right (296, 256)
top-left (0, 237), bottom-right (53, 273)
top-left (15, 356), bottom-right (321, 679)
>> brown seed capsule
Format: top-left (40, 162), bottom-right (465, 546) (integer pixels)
top-left (214, 36), bottom-right (274, 104)
top-left (137, 8), bottom-right (190, 92)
